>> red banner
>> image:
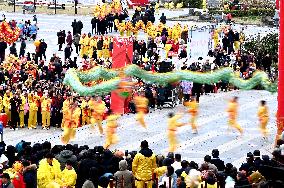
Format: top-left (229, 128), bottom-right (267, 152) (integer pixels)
top-left (111, 37), bottom-right (133, 114)
top-left (112, 37), bottom-right (133, 69)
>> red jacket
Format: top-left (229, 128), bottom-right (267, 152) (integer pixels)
top-left (12, 172), bottom-right (26, 188)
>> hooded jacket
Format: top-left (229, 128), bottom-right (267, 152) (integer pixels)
top-left (37, 158), bottom-right (61, 188)
top-left (114, 160), bottom-right (134, 188)
top-left (132, 148), bottom-right (157, 181)
top-left (55, 150), bottom-right (77, 171)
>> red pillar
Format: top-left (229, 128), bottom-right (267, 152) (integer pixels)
top-left (110, 37), bottom-right (133, 114)
top-left (277, 0), bottom-right (284, 142)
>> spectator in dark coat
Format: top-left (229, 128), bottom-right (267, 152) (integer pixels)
top-left (19, 38), bottom-right (26, 57)
top-left (64, 45), bottom-right (72, 61)
top-left (175, 160), bottom-right (190, 177)
top-left (160, 13), bottom-right (166, 24)
top-left (39, 39), bottom-right (47, 60)
top-left (71, 19), bottom-right (77, 35)
top-left (82, 167), bottom-right (99, 188)
top-left (0, 39), bottom-right (7, 62)
top-left (76, 21), bottom-right (83, 35)
top-left (210, 149), bottom-right (225, 172)
top-left (22, 160), bottom-right (37, 188)
top-left (262, 54), bottom-right (272, 73)
top-left (57, 30), bottom-right (66, 51)
top-left (222, 36), bottom-right (230, 52)
top-left (66, 31), bottom-right (73, 46)
top-left (9, 43), bottom-right (17, 57)
top-left (235, 171), bottom-right (251, 188)
top-left (91, 17), bottom-right (97, 34)
top-left (76, 151), bottom-right (99, 188)
top-left (253, 150), bottom-right (263, 171)
top-left (239, 152), bottom-right (256, 174)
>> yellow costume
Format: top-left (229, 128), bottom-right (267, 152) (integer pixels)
top-left (60, 167), bottom-right (77, 188)
top-left (37, 158), bottom-right (62, 188)
top-left (79, 34), bottom-right (90, 57)
top-left (3, 93), bottom-right (13, 122)
top-left (28, 94), bottom-right (39, 129)
top-left (132, 149), bottom-right (157, 188)
top-left (84, 35), bottom-right (91, 57)
top-left (61, 99), bottom-right (70, 128)
top-left (153, 166), bottom-right (167, 180)
top-left (103, 114), bottom-right (120, 149)
top-left (81, 99), bottom-right (90, 126)
top-left (19, 95), bottom-right (26, 127)
top-left (102, 38), bottom-right (110, 58)
top-left (258, 104), bottom-right (269, 137)
top-left (167, 113), bottom-right (185, 152)
top-left (89, 99), bottom-right (106, 134)
top-left (185, 99), bottom-right (198, 133)
top-left (134, 96), bottom-right (148, 128)
top-left (227, 100), bottom-right (243, 134)
top-left (213, 30), bottom-right (219, 48)
top-left (41, 96), bottom-right (52, 129)
top-left (61, 105), bottom-right (81, 145)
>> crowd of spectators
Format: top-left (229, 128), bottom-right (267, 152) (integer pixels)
top-left (0, 13), bottom-right (277, 129)
top-left (0, 136), bottom-right (283, 188)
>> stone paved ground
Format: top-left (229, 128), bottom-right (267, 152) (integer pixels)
top-left (0, 10), bottom-right (278, 167)
top-left (3, 90), bottom-right (277, 167)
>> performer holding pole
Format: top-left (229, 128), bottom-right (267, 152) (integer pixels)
top-left (104, 110), bottom-right (120, 149)
top-left (61, 99), bottom-right (81, 145)
top-left (89, 96), bottom-right (106, 135)
top-left (167, 112), bottom-right (187, 153)
top-left (258, 100), bottom-right (269, 138)
top-left (184, 97), bottom-right (198, 134)
top-left (227, 97), bottom-right (243, 135)
top-left (61, 95), bottom-right (71, 129)
top-left (134, 93), bottom-right (149, 128)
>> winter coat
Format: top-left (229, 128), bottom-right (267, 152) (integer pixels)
top-left (82, 180), bottom-right (95, 188)
top-left (132, 148), bottom-right (157, 181)
top-left (12, 172), bottom-right (25, 188)
top-left (234, 178), bottom-right (251, 188)
top-left (29, 25), bottom-right (37, 35)
top-left (23, 165), bottom-right (37, 188)
top-left (66, 34), bottom-right (73, 45)
top-left (114, 160), bottom-right (134, 188)
top-left (60, 168), bottom-right (77, 187)
top-left (211, 158), bottom-right (225, 172)
top-left (37, 158), bottom-right (61, 188)
top-left (73, 34), bottom-right (80, 45)
top-left (9, 46), bottom-right (17, 56)
top-left (55, 150), bottom-right (77, 171)
top-left (76, 158), bottom-right (98, 188)
top-left (0, 42), bottom-right (7, 53)
top-left (159, 173), bottom-right (177, 188)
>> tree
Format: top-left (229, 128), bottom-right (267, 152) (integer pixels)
top-left (244, 33), bottom-right (278, 64)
